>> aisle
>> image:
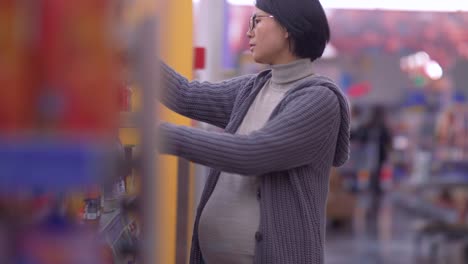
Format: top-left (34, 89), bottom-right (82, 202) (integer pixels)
top-left (325, 195), bottom-right (422, 264)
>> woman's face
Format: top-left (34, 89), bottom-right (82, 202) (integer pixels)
top-left (246, 8), bottom-right (296, 65)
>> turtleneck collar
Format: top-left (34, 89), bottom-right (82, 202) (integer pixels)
top-left (270, 58), bottom-right (315, 85)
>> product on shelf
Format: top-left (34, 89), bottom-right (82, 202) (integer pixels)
top-left (37, 0), bottom-right (118, 136)
top-left (0, 0), bottom-right (33, 133)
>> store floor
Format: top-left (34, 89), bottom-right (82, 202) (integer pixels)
top-left (325, 194), bottom-right (422, 264)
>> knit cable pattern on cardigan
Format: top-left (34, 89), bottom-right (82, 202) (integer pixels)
top-left (159, 63), bottom-right (350, 264)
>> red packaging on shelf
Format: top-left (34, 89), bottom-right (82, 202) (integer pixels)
top-left (0, 0), bottom-right (34, 133)
top-left (38, 0), bottom-right (118, 136)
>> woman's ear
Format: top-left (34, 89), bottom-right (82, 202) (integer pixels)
top-left (285, 30), bottom-right (289, 39)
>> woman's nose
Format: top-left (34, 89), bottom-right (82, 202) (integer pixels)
top-left (246, 29), bottom-right (253, 38)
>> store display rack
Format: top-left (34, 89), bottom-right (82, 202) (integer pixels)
top-left (0, 1), bottom-right (161, 263)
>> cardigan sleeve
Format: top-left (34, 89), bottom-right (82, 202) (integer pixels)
top-left (159, 86), bottom-right (341, 175)
top-left (161, 62), bottom-right (255, 128)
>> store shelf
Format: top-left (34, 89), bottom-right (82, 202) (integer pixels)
top-left (394, 172), bottom-right (468, 224)
top-left (392, 191), bottom-right (458, 224)
top-left (0, 138), bottom-right (110, 193)
top-left (404, 174), bottom-right (468, 191)
top-left (423, 176), bottom-right (468, 188)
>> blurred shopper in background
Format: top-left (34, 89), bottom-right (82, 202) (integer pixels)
top-left (350, 105), bottom-right (367, 144)
top-left (364, 105), bottom-right (392, 198)
top-left (346, 105), bottom-right (368, 192)
top-left (158, 0), bottom-right (350, 263)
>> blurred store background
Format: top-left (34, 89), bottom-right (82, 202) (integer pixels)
top-left (1, 0), bottom-right (468, 263)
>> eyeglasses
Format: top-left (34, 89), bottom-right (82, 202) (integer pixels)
top-left (249, 14), bottom-right (275, 32)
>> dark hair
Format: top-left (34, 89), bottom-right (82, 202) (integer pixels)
top-left (256, 0), bottom-right (330, 61)
top-left (288, 1), bottom-right (330, 61)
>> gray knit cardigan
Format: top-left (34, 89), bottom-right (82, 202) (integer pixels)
top-left (159, 63), bottom-right (350, 264)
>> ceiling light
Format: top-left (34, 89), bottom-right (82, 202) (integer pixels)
top-left (425, 61), bottom-right (443, 80)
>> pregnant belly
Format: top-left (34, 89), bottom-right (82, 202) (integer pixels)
top-left (198, 175), bottom-right (260, 263)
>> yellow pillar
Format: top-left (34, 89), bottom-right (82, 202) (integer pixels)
top-left (158, 0), bottom-right (194, 263)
